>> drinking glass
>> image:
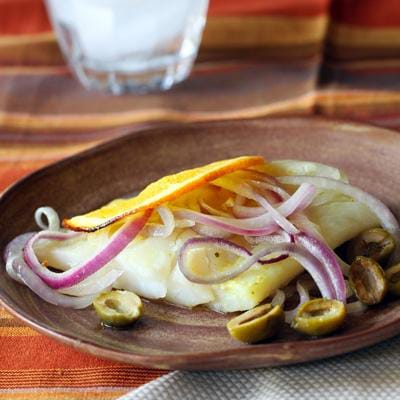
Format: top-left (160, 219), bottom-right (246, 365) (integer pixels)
top-left (45, 0), bottom-right (209, 94)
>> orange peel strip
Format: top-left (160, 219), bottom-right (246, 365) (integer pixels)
top-left (63, 155), bottom-right (265, 232)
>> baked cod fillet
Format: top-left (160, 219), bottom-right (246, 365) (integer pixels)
top-left (35, 160), bottom-right (379, 312)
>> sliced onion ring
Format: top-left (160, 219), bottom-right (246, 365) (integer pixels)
top-left (11, 257), bottom-right (96, 309)
top-left (279, 175), bottom-right (400, 261)
top-left (242, 169), bottom-right (279, 184)
top-left (245, 231), bottom-right (291, 246)
top-left (291, 212), bottom-right (350, 279)
top-left (284, 280), bottom-right (310, 323)
top-left (271, 289), bottom-right (285, 307)
top-left (258, 254), bottom-right (289, 265)
top-left (23, 210), bottom-right (151, 289)
top-left (4, 232), bottom-right (36, 283)
top-left (248, 183), bottom-right (316, 235)
top-left (34, 207), bottom-right (60, 231)
top-left (175, 208), bottom-right (279, 237)
top-left (192, 224), bottom-right (233, 239)
top-left (175, 219), bottom-right (196, 228)
top-left (59, 268), bottom-right (124, 296)
top-left (5, 232), bottom-right (124, 302)
top-left (232, 204), bottom-right (265, 218)
top-left (232, 184), bottom-right (286, 218)
top-left (4, 232), bottom-right (35, 262)
top-left (199, 198), bottom-right (232, 218)
top-left (295, 232), bottom-right (347, 303)
top-left (249, 180), bottom-right (289, 201)
top-left (248, 231), bottom-right (293, 264)
top-left (249, 232), bottom-right (292, 264)
top-left (178, 237), bottom-right (335, 299)
top-left (250, 191), bottom-right (298, 234)
top-left (146, 206), bottom-right (175, 238)
top-left (174, 183), bottom-right (316, 237)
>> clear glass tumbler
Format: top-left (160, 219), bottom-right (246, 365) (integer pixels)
top-left (45, 0), bottom-right (209, 94)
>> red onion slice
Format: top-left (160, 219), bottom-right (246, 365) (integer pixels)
top-left (192, 224), bottom-right (233, 239)
top-left (178, 237), bottom-right (251, 283)
top-left (279, 175), bottom-right (400, 260)
top-left (232, 193), bottom-right (265, 218)
top-left (232, 204), bottom-right (265, 218)
top-left (59, 268), bottom-right (124, 296)
top-left (291, 211), bottom-right (351, 278)
top-left (146, 206), bottom-right (175, 238)
top-left (175, 209), bottom-right (279, 236)
top-left (174, 183), bottom-right (316, 237)
top-left (242, 169), bottom-right (283, 188)
top-left (245, 230), bottom-right (291, 245)
top-left (175, 219), bottom-right (196, 228)
top-left (295, 232), bottom-right (347, 303)
top-left (284, 280), bottom-right (310, 323)
top-left (5, 231), bottom-right (123, 302)
top-left (178, 237), bottom-right (335, 299)
top-left (11, 257), bottom-right (96, 309)
top-left (23, 210), bottom-right (151, 289)
top-left (258, 254), bottom-right (289, 265)
top-left (34, 207), bottom-right (60, 231)
top-left (249, 180), bottom-right (289, 201)
top-left (271, 289), bottom-right (285, 307)
top-left (249, 232), bottom-right (292, 264)
top-left (4, 232), bottom-right (37, 283)
top-left (252, 231), bottom-right (294, 265)
top-left (213, 180), bottom-right (296, 232)
top-left (4, 232), bottom-right (36, 262)
top-left (199, 198), bottom-right (232, 217)
top-left (232, 183), bottom-right (287, 217)
top-left (249, 183), bottom-right (316, 235)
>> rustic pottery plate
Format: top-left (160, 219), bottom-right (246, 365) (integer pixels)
top-left (1, 118), bottom-right (400, 370)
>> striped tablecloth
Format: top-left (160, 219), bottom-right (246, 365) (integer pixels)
top-left (1, 0), bottom-right (400, 399)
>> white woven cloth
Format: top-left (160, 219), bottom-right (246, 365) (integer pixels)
top-left (118, 335), bottom-right (400, 400)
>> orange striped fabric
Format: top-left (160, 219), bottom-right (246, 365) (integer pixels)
top-left (1, 0), bottom-right (400, 399)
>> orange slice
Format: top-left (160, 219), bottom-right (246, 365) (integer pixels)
top-left (63, 155), bottom-right (265, 232)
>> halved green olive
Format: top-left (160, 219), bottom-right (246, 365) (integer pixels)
top-left (93, 290), bottom-right (143, 327)
top-left (292, 298), bottom-right (346, 336)
top-left (227, 304), bottom-right (284, 343)
top-left (386, 263), bottom-right (400, 296)
top-left (347, 228), bottom-right (395, 265)
top-left (349, 256), bottom-right (388, 305)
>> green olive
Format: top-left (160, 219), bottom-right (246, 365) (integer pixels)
top-left (386, 263), bottom-right (400, 296)
top-left (292, 298), bottom-right (346, 336)
top-left (227, 304), bottom-right (284, 343)
top-left (349, 256), bottom-right (388, 305)
top-left (347, 228), bottom-right (395, 265)
top-left (93, 290), bottom-right (143, 327)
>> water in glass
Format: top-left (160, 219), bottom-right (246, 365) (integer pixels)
top-left (45, 0), bottom-right (209, 94)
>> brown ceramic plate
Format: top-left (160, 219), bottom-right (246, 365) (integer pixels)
top-left (1, 117), bottom-right (400, 370)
